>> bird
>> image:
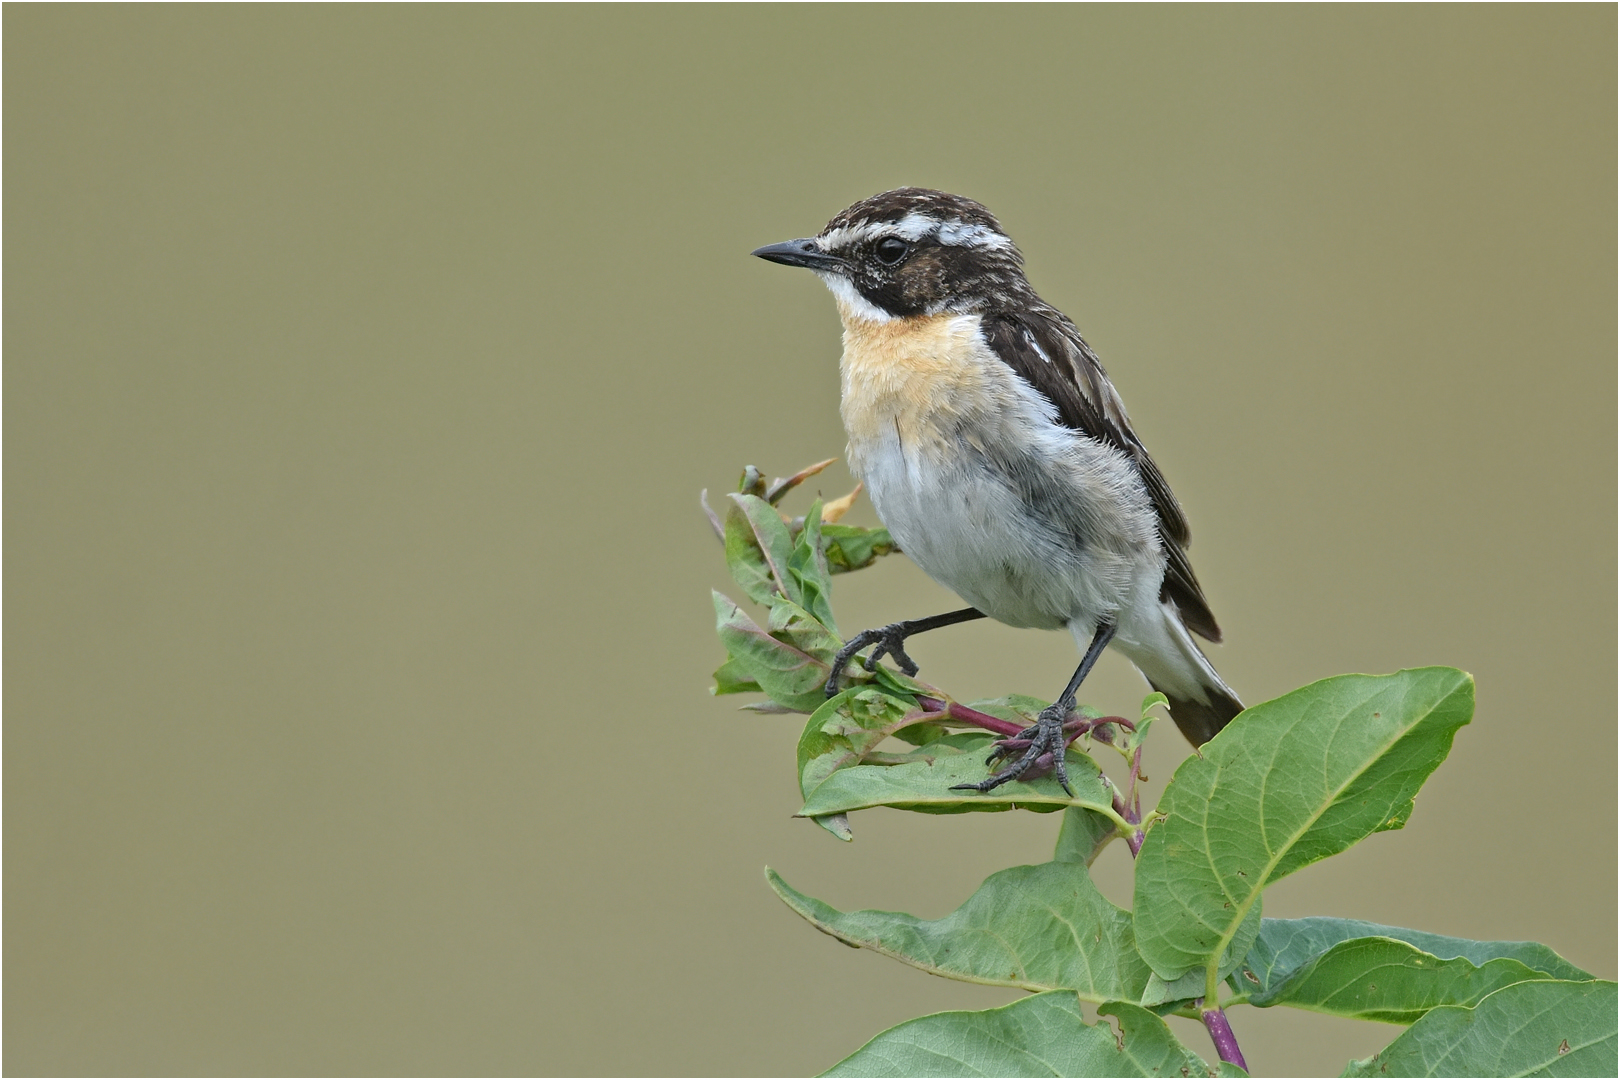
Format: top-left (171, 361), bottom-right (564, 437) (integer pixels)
top-left (751, 188), bottom-right (1242, 794)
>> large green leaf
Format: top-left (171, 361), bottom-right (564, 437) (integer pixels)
top-left (1136, 911), bottom-right (1261, 1009)
top-left (1237, 916), bottom-right (1593, 997)
top-left (712, 590), bottom-right (829, 713)
top-left (768, 861), bottom-right (1153, 1003)
top-left (799, 738), bottom-right (1125, 823)
top-left (1250, 937), bottom-right (1552, 1023)
top-left (1133, 668), bottom-right (1473, 982)
top-left (822, 993), bottom-right (1222, 1078)
top-left (1341, 979), bottom-right (1617, 1077)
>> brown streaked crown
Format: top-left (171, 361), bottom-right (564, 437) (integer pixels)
top-left (814, 188), bottom-right (1036, 318)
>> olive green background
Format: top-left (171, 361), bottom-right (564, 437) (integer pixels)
top-left (6, 6), bottom-right (1614, 1076)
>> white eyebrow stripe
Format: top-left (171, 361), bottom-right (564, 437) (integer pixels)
top-left (937, 221), bottom-right (1013, 250)
top-left (890, 213), bottom-right (938, 241)
top-left (818, 216), bottom-right (1012, 253)
top-left (816, 223), bottom-right (883, 250)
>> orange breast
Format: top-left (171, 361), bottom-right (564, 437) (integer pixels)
top-left (837, 306), bottom-right (1000, 466)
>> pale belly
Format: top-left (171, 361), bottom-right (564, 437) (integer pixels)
top-left (852, 423), bottom-right (1161, 632)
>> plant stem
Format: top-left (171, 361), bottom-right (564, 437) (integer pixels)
top-left (1097, 774), bottom-right (1145, 856)
top-left (915, 695), bottom-right (1024, 737)
top-left (1200, 1006), bottom-right (1248, 1072)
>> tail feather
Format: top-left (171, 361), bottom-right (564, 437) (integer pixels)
top-left (1104, 598), bottom-right (1244, 748)
top-left (1152, 681), bottom-right (1244, 746)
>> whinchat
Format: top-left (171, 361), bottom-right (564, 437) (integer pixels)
top-left (754, 188), bottom-right (1242, 794)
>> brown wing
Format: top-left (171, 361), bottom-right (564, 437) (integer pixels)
top-left (982, 309), bottom-right (1222, 642)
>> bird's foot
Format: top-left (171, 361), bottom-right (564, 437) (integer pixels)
top-left (951, 703), bottom-right (1075, 795)
top-left (824, 622), bottom-right (921, 697)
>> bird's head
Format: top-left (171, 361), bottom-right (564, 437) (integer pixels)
top-left (752, 188), bottom-right (1032, 322)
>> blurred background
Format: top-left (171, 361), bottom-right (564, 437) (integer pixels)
top-left (6, 6), bottom-right (1613, 1076)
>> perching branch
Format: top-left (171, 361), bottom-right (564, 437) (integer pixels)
top-left (710, 460), bottom-right (1596, 1079)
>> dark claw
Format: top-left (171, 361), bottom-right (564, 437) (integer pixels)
top-left (826, 622), bottom-right (922, 697)
top-left (863, 637), bottom-right (918, 676)
top-left (986, 736), bottom-right (1032, 766)
top-left (951, 705), bottom-right (1075, 796)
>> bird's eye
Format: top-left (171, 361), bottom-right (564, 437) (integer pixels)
top-left (875, 237), bottom-right (908, 265)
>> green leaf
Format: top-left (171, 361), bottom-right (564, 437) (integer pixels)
top-left (767, 597), bottom-right (840, 663)
top-left (1054, 806), bottom-right (1118, 867)
top-left (963, 694), bottom-right (1073, 726)
top-left (725, 493), bottom-right (801, 607)
top-left (723, 497), bottom-right (781, 607)
top-left (795, 687), bottom-right (922, 840)
top-left (814, 813), bottom-right (853, 841)
top-left (767, 861), bottom-right (1154, 1003)
top-left (1341, 979), bottom-right (1617, 1077)
top-left (889, 721), bottom-right (950, 747)
top-left (821, 992), bottom-right (1218, 1078)
top-left (788, 500), bottom-right (838, 634)
top-left (1236, 916), bottom-right (1593, 997)
top-left (711, 655), bottom-right (761, 696)
top-left (797, 689), bottom-right (918, 797)
top-left (799, 739), bottom-right (1124, 823)
top-left (712, 590), bottom-right (829, 713)
top-left (1251, 936), bottom-right (1554, 1023)
top-left (871, 666), bottom-right (934, 698)
top-left (821, 522), bottom-right (896, 574)
top-left (1133, 668), bottom-right (1474, 983)
top-left (1138, 913), bottom-right (1260, 1008)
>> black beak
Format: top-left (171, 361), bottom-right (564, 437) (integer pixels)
top-left (751, 238), bottom-right (844, 273)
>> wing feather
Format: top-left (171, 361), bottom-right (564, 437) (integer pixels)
top-left (982, 309), bottom-right (1223, 642)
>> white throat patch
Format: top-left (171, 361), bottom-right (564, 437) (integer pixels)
top-left (816, 272), bottom-right (895, 324)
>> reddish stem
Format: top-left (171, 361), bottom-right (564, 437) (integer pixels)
top-left (1200, 1007), bottom-right (1248, 1071)
top-left (915, 696), bottom-right (1024, 737)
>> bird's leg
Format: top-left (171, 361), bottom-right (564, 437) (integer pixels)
top-left (825, 607), bottom-right (984, 697)
top-left (953, 621), bottom-right (1117, 796)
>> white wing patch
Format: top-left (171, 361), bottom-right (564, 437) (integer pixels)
top-left (1022, 326), bottom-right (1053, 364)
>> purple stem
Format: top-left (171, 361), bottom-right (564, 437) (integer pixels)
top-left (1200, 1007), bottom-right (1248, 1072)
top-left (1121, 809), bottom-right (1144, 857)
top-left (1099, 775), bottom-right (1145, 857)
top-left (917, 697), bottom-right (1137, 742)
top-left (1089, 715), bottom-right (1139, 737)
top-left (1122, 724), bottom-right (1150, 855)
top-left (916, 696), bottom-right (1023, 738)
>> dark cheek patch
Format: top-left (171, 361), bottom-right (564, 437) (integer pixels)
top-left (899, 250), bottom-right (948, 310)
top-left (857, 264), bottom-right (932, 318)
